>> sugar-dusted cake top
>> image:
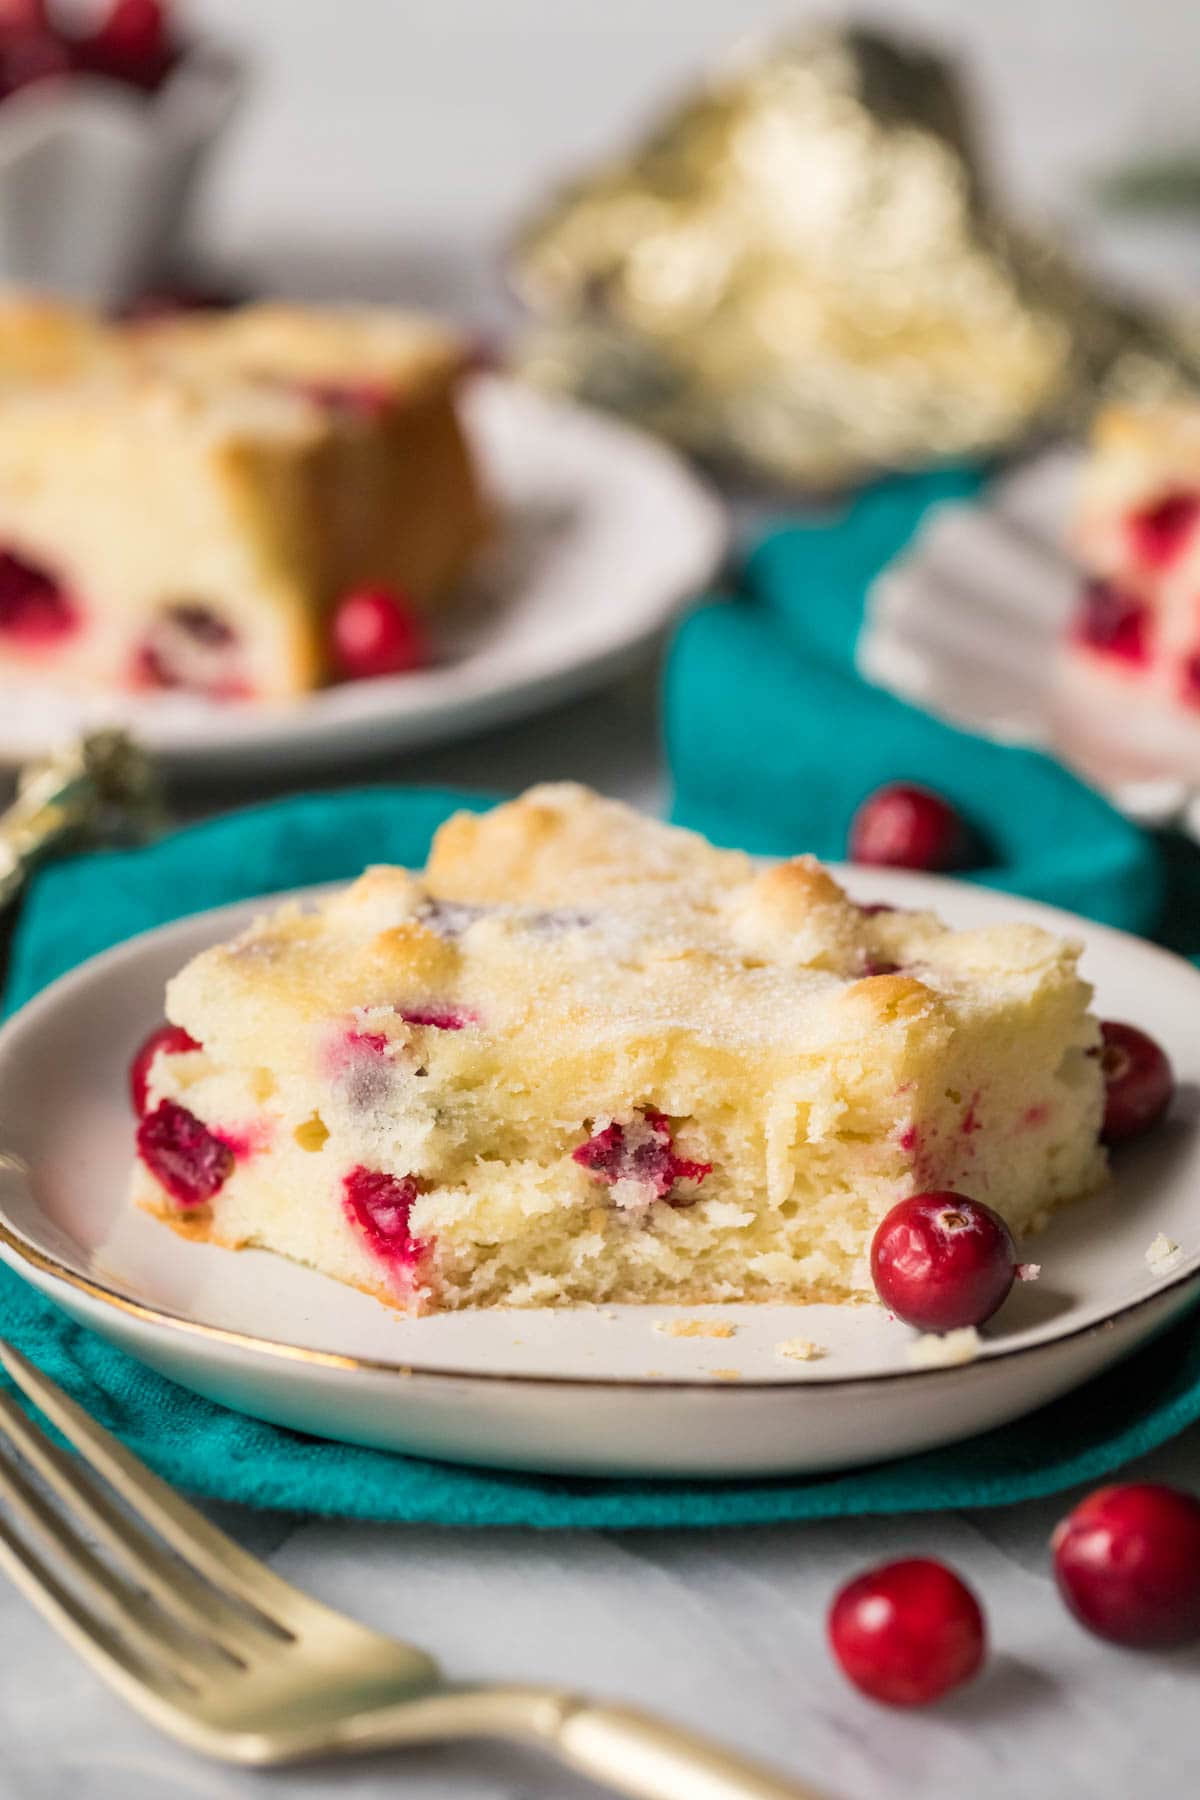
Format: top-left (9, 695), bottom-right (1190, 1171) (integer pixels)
top-left (165, 784), bottom-right (1094, 1081)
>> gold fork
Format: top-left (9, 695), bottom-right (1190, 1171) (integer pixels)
top-left (0, 1341), bottom-right (823, 1800)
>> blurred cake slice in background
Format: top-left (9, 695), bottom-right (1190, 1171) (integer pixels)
top-left (1060, 405), bottom-right (1200, 775)
top-left (0, 298), bottom-right (488, 703)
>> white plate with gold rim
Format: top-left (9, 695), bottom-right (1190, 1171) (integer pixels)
top-left (0, 865), bottom-right (1198, 1479)
top-left (0, 376), bottom-right (727, 780)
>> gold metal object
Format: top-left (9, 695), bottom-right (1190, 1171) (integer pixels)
top-left (511, 24), bottom-right (1200, 488)
top-left (0, 1341), bottom-right (824, 1798)
top-left (0, 732), bottom-right (161, 912)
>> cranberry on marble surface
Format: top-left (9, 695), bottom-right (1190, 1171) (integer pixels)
top-left (871, 1192), bottom-right (1017, 1332)
top-left (330, 585), bottom-right (428, 681)
top-left (1129, 492), bottom-right (1200, 571)
top-left (129, 1021), bottom-right (199, 1117)
top-left (828, 1558), bottom-right (986, 1705)
top-left (0, 23), bottom-right (73, 95)
top-left (849, 784), bottom-right (967, 873)
top-left (573, 1108), bottom-right (711, 1204)
top-left (136, 1099), bottom-right (232, 1207)
top-left (1074, 580), bottom-right (1150, 664)
top-left (80, 0), bottom-right (174, 90)
top-left (1097, 1021), bottom-right (1174, 1145)
top-left (342, 1167), bottom-right (426, 1270)
top-left (1052, 1484), bottom-right (1200, 1648)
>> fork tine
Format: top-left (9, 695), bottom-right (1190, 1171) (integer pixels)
top-left (0, 1434), bottom-right (215, 1687)
top-left (0, 1508), bottom-right (181, 1706)
top-left (0, 1386), bottom-right (273, 1656)
top-left (0, 1341), bottom-right (306, 1630)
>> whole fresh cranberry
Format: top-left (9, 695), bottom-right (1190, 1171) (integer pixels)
top-left (129, 1022), bottom-right (199, 1117)
top-left (849, 783), bottom-right (967, 872)
top-left (828, 1557), bottom-right (986, 1705)
top-left (81, 0), bottom-right (174, 90)
top-left (329, 585), bottom-right (428, 681)
top-left (0, 25), bottom-right (73, 96)
top-left (1097, 1021), bottom-right (1174, 1145)
top-left (871, 1192), bottom-right (1017, 1332)
top-left (1052, 1484), bottom-right (1200, 1648)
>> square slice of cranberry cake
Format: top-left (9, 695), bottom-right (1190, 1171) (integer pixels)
top-left (132, 785), bottom-right (1106, 1314)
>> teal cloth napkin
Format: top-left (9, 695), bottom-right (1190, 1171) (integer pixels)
top-left (668, 471), bottom-right (1167, 934)
top-left (3, 471), bottom-right (1200, 1528)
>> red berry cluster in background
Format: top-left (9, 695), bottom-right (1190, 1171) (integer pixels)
top-left (0, 1), bottom-right (177, 103)
top-left (829, 1483), bottom-right (1200, 1707)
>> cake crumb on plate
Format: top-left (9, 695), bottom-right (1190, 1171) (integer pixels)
top-left (1146, 1233), bottom-right (1183, 1275)
top-left (775, 1337), bottom-right (826, 1362)
top-left (709, 1368), bottom-right (742, 1381)
top-left (654, 1317), bottom-right (736, 1339)
top-left (906, 1327), bottom-right (982, 1369)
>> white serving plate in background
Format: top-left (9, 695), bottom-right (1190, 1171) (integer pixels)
top-left (859, 449), bottom-right (1200, 840)
top-left (0, 376), bottom-right (727, 779)
top-left (0, 865), bottom-right (1197, 1479)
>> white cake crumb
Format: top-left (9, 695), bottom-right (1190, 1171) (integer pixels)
top-left (655, 1317), bottom-right (736, 1340)
top-left (906, 1327), bottom-right (982, 1369)
top-left (775, 1337), bottom-right (826, 1362)
top-left (1146, 1233), bottom-right (1183, 1275)
top-left (1015, 1262), bottom-right (1041, 1282)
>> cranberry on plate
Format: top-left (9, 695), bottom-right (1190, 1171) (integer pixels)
top-left (871, 1192), bottom-right (1017, 1333)
top-left (1052, 1484), bottom-right (1200, 1648)
top-left (329, 585), bottom-right (429, 681)
top-left (828, 1557), bottom-right (986, 1705)
top-left (1096, 1021), bottom-right (1174, 1145)
top-left (129, 1021), bottom-right (199, 1117)
top-left (849, 783), bottom-right (967, 872)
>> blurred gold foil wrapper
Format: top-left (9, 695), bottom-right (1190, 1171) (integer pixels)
top-left (511, 25), bottom-right (1200, 488)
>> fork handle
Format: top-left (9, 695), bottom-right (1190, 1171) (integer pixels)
top-left (332, 1684), bottom-right (824, 1798)
top-left (548, 1697), bottom-right (827, 1800)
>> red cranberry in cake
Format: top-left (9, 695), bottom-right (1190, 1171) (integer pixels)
top-left (342, 1167), bottom-right (426, 1272)
top-left (573, 1108), bottom-right (711, 1205)
top-left (299, 379), bottom-right (393, 421)
top-left (129, 1021), bottom-right (199, 1117)
top-left (330, 585), bottom-right (429, 681)
top-left (134, 602), bottom-right (246, 698)
top-left (1073, 580), bottom-right (1149, 665)
top-left (1129, 492), bottom-right (1200, 571)
top-left (849, 784), bottom-right (967, 873)
top-left (0, 547), bottom-right (79, 645)
top-left (1097, 1021), bottom-right (1173, 1144)
top-left (828, 1558), bottom-right (986, 1706)
top-left (1053, 1483), bottom-right (1200, 1648)
top-left (136, 1099), bottom-right (233, 1208)
top-left (399, 1005), bottom-right (472, 1030)
top-left (871, 1192), bottom-right (1017, 1331)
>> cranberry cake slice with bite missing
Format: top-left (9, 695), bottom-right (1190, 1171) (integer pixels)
top-left (131, 785), bottom-right (1106, 1314)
